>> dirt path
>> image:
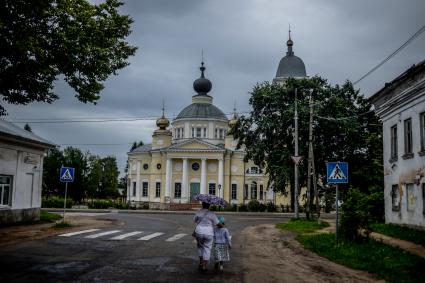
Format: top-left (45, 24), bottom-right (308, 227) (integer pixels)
top-left (239, 224), bottom-right (386, 283)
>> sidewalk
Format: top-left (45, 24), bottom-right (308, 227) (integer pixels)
top-left (321, 219), bottom-right (425, 259)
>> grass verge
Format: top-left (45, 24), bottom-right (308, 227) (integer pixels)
top-left (40, 211), bottom-right (62, 222)
top-left (371, 223), bottom-right (425, 247)
top-left (276, 218), bottom-right (329, 234)
top-left (52, 221), bottom-right (72, 228)
top-left (297, 233), bottom-right (425, 283)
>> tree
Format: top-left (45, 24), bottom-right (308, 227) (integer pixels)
top-left (62, 146), bottom-right (89, 202)
top-left (0, 0), bottom-right (137, 115)
top-left (100, 156), bottom-right (119, 198)
top-left (42, 147), bottom-right (64, 197)
top-left (232, 77), bottom-right (383, 213)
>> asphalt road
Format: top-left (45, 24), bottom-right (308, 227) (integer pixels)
top-left (0, 212), bottom-right (290, 283)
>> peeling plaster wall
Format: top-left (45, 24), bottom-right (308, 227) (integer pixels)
top-left (381, 74), bottom-right (425, 227)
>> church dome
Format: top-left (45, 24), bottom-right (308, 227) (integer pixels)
top-left (193, 62), bottom-right (212, 95)
top-left (275, 34), bottom-right (306, 78)
top-left (175, 61), bottom-right (227, 121)
top-left (176, 103), bottom-right (227, 120)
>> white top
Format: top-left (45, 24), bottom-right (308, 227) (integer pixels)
top-left (194, 208), bottom-right (219, 236)
top-left (214, 227), bottom-right (231, 247)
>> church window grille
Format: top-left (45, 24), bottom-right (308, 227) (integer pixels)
top-left (215, 128), bottom-right (218, 138)
top-left (209, 183), bottom-right (216, 195)
top-left (142, 182), bottom-right (148, 197)
top-left (192, 127), bottom-right (195, 138)
top-left (196, 127), bottom-right (202, 138)
top-left (244, 184), bottom-right (248, 199)
top-left (231, 183), bottom-right (237, 200)
top-left (132, 182), bottom-right (136, 197)
top-left (174, 182), bottom-right (181, 198)
top-left (260, 185), bottom-right (264, 200)
top-left (251, 182), bottom-right (257, 199)
top-left (155, 182), bottom-right (161, 198)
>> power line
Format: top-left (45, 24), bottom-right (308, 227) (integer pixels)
top-left (6, 111), bottom-right (251, 124)
top-left (353, 24), bottom-right (425, 85)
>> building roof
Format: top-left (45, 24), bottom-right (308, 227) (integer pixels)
top-left (0, 119), bottom-right (55, 148)
top-left (130, 143), bottom-right (152, 153)
top-left (176, 103), bottom-right (227, 120)
top-left (369, 58), bottom-right (425, 106)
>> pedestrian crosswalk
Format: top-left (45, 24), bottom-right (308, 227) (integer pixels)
top-left (58, 229), bottom-right (188, 242)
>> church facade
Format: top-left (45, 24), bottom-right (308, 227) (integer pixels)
top-left (127, 36), bottom-right (306, 209)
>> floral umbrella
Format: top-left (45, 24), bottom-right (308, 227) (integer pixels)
top-left (194, 194), bottom-right (229, 207)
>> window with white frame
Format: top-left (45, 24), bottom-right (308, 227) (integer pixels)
top-left (390, 125), bottom-right (398, 160)
top-left (196, 127), bottom-right (202, 138)
top-left (203, 127), bottom-right (207, 138)
top-left (420, 112), bottom-right (425, 152)
top-left (391, 184), bottom-right (400, 211)
top-left (246, 166), bottom-right (260, 174)
top-left (192, 127), bottom-right (195, 138)
top-left (142, 182), bottom-right (148, 197)
top-left (215, 128), bottom-right (218, 138)
top-left (0, 175), bottom-right (12, 206)
top-left (174, 182), bottom-right (181, 198)
top-left (208, 183), bottom-right (216, 195)
top-left (404, 118), bottom-right (413, 156)
top-left (132, 182), bottom-right (136, 197)
top-left (155, 182), bottom-right (161, 198)
top-left (231, 183), bottom-right (237, 200)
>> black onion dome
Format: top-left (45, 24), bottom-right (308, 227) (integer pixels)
top-left (193, 62), bottom-right (212, 95)
top-left (275, 35), bottom-right (306, 78)
top-left (176, 103), bottom-right (227, 120)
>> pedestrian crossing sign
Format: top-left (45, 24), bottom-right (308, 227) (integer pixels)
top-left (326, 162), bottom-right (348, 184)
top-left (60, 167), bottom-right (75, 183)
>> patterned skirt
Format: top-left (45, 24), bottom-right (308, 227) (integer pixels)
top-left (213, 243), bottom-right (230, 262)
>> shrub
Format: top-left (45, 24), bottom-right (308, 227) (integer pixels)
top-left (42, 196), bottom-right (74, 208)
top-left (248, 200), bottom-right (261, 212)
top-left (88, 199), bottom-right (113, 209)
top-left (258, 203), bottom-right (266, 212)
top-left (340, 186), bottom-right (383, 242)
top-left (238, 204), bottom-right (248, 212)
top-left (267, 202), bottom-right (277, 212)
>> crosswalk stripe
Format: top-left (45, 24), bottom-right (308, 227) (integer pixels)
top-left (110, 231), bottom-right (143, 240)
top-left (85, 230), bottom-right (121, 239)
top-left (137, 232), bottom-right (164, 241)
top-left (59, 229), bottom-right (100, 237)
top-left (165, 233), bottom-right (187, 242)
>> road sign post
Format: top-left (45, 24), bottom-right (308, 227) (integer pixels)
top-left (60, 167), bottom-right (75, 222)
top-left (326, 162), bottom-right (348, 246)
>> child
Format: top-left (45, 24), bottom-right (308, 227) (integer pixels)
top-left (213, 216), bottom-right (231, 271)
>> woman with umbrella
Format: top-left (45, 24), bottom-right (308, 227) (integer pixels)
top-left (193, 194), bottom-right (228, 271)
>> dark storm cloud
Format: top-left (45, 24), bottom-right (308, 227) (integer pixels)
top-left (4, 0), bottom-right (425, 173)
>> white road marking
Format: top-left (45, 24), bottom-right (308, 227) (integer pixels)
top-left (110, 231), bottom-right (143, 240)
top-left (138, 232), bottom-right (164, 241)
top-left (85, 230), bottom-right (121, 238)
top-left (58, 229), bottom-right (100, 237)
top-left (165, 233), bottom-right (187, 242)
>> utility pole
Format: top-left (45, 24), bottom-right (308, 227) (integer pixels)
top-left (306, 93), bottom-right (313, 220)
top-left (294, 88), bottom-right (299, 218)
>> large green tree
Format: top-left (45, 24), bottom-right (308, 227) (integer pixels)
top-left (232, 77), bottom-right (383, 212)
top-left (0, 0), bottom-right (137, 115)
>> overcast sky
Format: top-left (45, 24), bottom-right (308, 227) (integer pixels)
top-left (4, 0), bottom-right (425, 175)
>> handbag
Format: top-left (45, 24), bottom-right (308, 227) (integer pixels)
top-left (192, 211), bottom-right (208, 237)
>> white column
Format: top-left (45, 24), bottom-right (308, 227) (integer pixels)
top-left (136, 161), bottom-right (141, 201)
top-left (182, 158), bottom-right (188, 201)
top-left (218, 158), bottom-right (224, 198)
top-left (201, 158), bottom-right (207, 194)
top-left (165, 158), bottom-right (172, 202)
